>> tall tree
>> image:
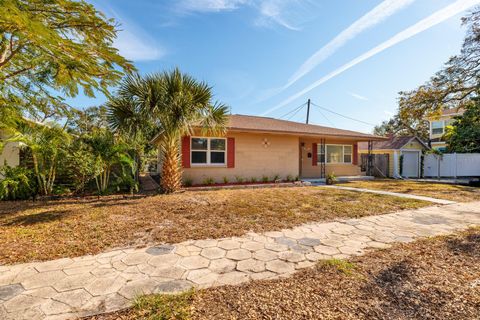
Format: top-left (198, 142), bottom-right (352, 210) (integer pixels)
top-left (444, 97), bottom-right (480, 153)
top-left (111, 70), bottom-right (228, 193)
top-left (0, 0), bottom-right (134, 122)
top-left (107, 96), bottom-right (157, 183)
top-left (373, 113), bottom-right (429, 140)
top-left (398, 9), bottom-right (480, 121)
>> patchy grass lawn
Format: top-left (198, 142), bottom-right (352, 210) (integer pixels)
top-left (338, 179), bottom-right (480, 202)
top-left (0, 187), bottom-right (428, 265)
top-left (86, 228), bottom-right (480, 320)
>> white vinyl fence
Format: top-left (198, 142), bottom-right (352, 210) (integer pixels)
top-left (424, 153), bottom-right (480, 178)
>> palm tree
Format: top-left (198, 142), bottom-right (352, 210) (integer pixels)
top-left (109, 69), bottom-right (228, 193)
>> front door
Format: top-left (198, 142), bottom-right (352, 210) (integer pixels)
top-left (402, 151), bottom-right (420, 178)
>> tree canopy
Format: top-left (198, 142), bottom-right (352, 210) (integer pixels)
top-left (398, 9), bottom-right (480, 123)
top-left (0, 0), bottom-right (134, 123)
top-left (444, 97), bottom-right (480, 153)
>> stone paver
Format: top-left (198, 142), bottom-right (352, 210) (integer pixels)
top-left (0, 201), bottom-right (479, 319)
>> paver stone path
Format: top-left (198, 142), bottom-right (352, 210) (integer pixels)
top-left (0, 201), bottom-right (479, 319)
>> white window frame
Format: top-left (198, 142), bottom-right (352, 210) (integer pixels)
top-left (191, 137), bottom-right (227, 166)
top-left (430, 120), bottom-right (444, 136)
top-left (317, 144), bottom-right (353, 165)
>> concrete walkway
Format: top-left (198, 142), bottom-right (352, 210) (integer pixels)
top-left (323, 185), bottom-right (457, 205)
top-left (1, 202), bottom-right (479, 320)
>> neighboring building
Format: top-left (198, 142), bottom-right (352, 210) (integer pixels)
top-left (152, 114), bottom-right (385, 185)
top-left (428, 107), bottom-right (464, 151)
top-left (359, 136), bottom-right (429, 178)
top-left (0, 131), bottom-right (20, 168)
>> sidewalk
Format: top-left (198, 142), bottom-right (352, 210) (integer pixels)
top-left (0, 201), bottom-right (479, 320)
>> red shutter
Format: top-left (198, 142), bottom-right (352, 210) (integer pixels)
top-left (227, 137), bottom-right (235, 168)
top-left (312, 143), bottom-right (318, 166)
top-left (181, 136), bottom-right (191, 168)
top-left (353, 143), bottom-right (358, 165)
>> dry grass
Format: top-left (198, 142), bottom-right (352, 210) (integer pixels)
top-left (338, 179), bottom-right (480, 202)
top-left (0, 186), bottom-right (428, 265)
top-left (89, 228), bottom-right (480, 320)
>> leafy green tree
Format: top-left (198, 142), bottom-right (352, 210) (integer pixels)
top-left (107, 94), bottom-right (157, 183)
top-left (12, 122), bottom-right (71, 195)
top-left (0, 0), bottom-right (134, 122)
top-left (110, 70), bottom-right (228, 193)
top-left (445, 98), bottom-right (480, 153)
top-left (86, 128), bottom-right (133, 194)
top-left (65, 139), bottom-right (102, 194)
top-left (373, 113), bottom-right (429, 140)
top-left (0, 164), bottom-right (36, 200)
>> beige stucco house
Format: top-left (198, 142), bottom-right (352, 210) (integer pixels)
top-left (153, 115), bottom-right (385, 185)
top-left (358, 136), bottom-right (429, 178)
top-left (428, 107), bottom-right (464, 151)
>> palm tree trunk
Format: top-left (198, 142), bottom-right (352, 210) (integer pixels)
top-left (160, 139), bottom-right (181, 194)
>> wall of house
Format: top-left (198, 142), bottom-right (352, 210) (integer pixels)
top-left (0, 133), bottom-right (20, 169)
top-left (300, 138), bottom-right (363, 178)
top-left (181, 132), bottom-right (300, 185)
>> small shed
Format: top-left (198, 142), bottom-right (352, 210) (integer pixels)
top-left (358, 136), bottom-right (429, 178)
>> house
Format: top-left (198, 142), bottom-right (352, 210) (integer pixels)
top-left (0, 131), bottom-right (20, 169)
top-left (428, 107), bottom-right (464, 151)
top-left (153, 114), bottom-right (385, 185)
top-left (358, 135), bottom-right (429, 178)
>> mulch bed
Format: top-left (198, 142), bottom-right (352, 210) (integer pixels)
top-left (88, 228), bottom-right (480, 320)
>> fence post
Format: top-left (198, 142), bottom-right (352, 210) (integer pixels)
top-left (454, 153), bottom-right (457, 179)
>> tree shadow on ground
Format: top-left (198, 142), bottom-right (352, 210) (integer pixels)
top-left (1, 210), bottom-right (70, 226)
top-left (445, 232), bottom-right (480, 257)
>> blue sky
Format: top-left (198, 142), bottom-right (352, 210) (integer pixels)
top-left (72, 0), bottom-right (479, 133)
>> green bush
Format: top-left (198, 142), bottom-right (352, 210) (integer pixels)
top-left (0, 165), bottom-right (37, 200)
top-left (286, 174), bottom-right (293, 182)
top-left (223, 176), bottom-right (229, 184)
top-left (262, 175), bottom-right (269, 182)
top-left (235, 176), bottom-right (244, 183)
top-left (250, 177), bottom-right (257, 183)
top-left (203, 177), bottom-right (215, 185)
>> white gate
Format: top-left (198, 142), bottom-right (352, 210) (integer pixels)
top-left (424, 153), bottom-right (480, 177)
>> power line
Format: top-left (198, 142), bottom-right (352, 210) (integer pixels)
top-left (314, 107), bottom-right (335, 127)
top-left (286, 104), bottom-right (307, 121)
top-left (278, 102), bottom-right (306, 120)
top-left (310, 102), bottom-right (377, 127)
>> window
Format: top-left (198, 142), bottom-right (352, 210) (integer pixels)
top-left (317, 144), bottom-right (353, 164)
top-left (431, 121), bottom-right (444, 135)
top-left (191, 137), bottom-right (226, 165)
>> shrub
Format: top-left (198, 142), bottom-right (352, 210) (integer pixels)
top-left (295, 175), bottom-right (300, 181)
top-left (183, 177), bottom-right (193, 187)
top-left (273, 174), bottom-right (280, 182)
top-left (286, 174), bottom-right (293, 182)
top-left (203, 177), bottom-right (215, 185)
top-left (326, 172), bottom-right (337, 185)
top-left (250, 177), bottom-right (257, 183)
top-left (262, 175), bottom-right (269, 182)
top-left (223, 176), bottom-right (229, 184)
top-left (235, 176), bottom-right (244, 183)
top-left (0, 165), bottom-right (37, 200)
top-left (52, 185), bottom-right (71, 196)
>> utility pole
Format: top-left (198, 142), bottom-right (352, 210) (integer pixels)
top-left (306, 98), bottom-right (311, 124)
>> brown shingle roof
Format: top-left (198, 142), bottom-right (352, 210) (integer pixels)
top-left (358, 135), bottom-right (428, 150)
top-left (226, 115), bottom-right (383, 140)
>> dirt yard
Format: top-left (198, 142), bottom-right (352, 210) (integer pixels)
top-left (0, 187), bottom-right (427, 264)
top-left (338, 179), bottom-right (480, 202)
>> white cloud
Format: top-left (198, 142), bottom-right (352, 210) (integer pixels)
top-left (348, 92), bottom-right (369, 101)
top-left (260, 0), bottom-right (480, 116)
top-left (176, 0), bottom-right (304, 30)
top-left (177, 0), bottom-right (249, 13)
top-left (114, 28), bottom-right (165, 61)
top-left (283, 0), bottom-right (415, 91)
